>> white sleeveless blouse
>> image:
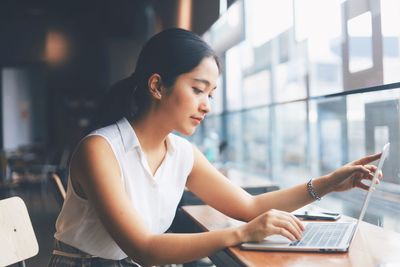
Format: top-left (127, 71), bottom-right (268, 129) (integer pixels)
top-left (54, 117), bottom-right (194, 260)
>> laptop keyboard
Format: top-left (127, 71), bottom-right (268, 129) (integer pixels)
top-left (290, 223), bottom-right (353, 247)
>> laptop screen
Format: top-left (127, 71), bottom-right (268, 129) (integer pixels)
top-left (355, 142), bottom-right (390, 231)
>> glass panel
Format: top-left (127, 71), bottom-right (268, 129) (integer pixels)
top-left (225, 112), bottom-right (244, 168)
top-left (315, 98), bottom-right (348, 174)
top-left (348, 12), bottom-right (373, 73)
top-left (245, 0), bottom-right (293, 46)
top-left (295, 0), bottom-right (344, 96)
top-left (305, 86), bottom-right (400, 232)
top-left (347, 89), bottom-right (400, 184)
top-left (272, 102), bottom-right (309, 186)
top-left (243, 70), bottom-right (271, 108)
top-left (274, 59), bottom-right (307, 102)
top-left (242, 107), bottom-right (270, 175)
top-left (225, 43), bottom-right (244, 111)
top-left (315, 87), bottom-right (400, 231)
top-left (381, 0), bottom-right (400, 84)
top-left (203, 0), bottom-right (400, 234)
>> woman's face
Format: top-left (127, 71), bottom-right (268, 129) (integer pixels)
top-left (160, 56), bottom-right (219, 136)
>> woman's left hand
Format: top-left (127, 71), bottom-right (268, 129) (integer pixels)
top-left (328, 152), bottom-right (383, 192)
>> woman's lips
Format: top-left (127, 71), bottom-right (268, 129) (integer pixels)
top-left (191, 116), bottom-right (203, 124)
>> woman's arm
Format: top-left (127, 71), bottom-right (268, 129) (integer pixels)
top-left (186, 146), bottom-right (258, 221)
top-left (72, 137), bottom-right (303, 266)
top-left (186, 145), bottom-right (382, 221)
top-left (250, 152), bottom-right (382, 214)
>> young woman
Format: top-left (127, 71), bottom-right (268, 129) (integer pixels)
top-left (48, 28), bottom-right (381, 267)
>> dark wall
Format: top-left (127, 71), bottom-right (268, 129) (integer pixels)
top-left (191, 0), bottom-right (220, 35)
top-left (0, 0), bottom-right (158, 161)
top-left (0, 1), bottom-right (47, 65)
top-left (0, 0), bottom-right (222, 163)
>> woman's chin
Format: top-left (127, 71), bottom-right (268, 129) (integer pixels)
top-left (176, 127), bottom-right (197, 136)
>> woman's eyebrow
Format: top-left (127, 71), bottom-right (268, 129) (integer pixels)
top-left (192, 78), bottom-right (217, 89)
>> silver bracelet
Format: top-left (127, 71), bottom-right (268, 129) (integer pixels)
top-left (307, 179), bottom-right (321, 201)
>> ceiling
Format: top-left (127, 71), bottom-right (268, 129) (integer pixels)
top-left (0, 0), bottom-right (177, 39)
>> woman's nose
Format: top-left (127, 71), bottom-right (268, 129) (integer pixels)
top-left (200, 96), bottom-right (211, 114)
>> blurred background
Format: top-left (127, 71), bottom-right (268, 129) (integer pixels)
top-left (1, 0), bottom-right (400, 266)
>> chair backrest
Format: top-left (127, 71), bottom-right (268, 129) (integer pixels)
top-left (0, 196), bottom-right (39, 266)
top-left (51, 173), bottom-right (66, 205)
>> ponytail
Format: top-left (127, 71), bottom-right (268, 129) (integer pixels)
top-left (95, 72), bottom-right (139, 128)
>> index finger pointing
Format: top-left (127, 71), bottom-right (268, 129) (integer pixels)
top-left (352, 152), bottom-right (381, 165)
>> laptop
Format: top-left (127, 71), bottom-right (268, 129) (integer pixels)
top-left (241, 142), bottom-right (390, 252)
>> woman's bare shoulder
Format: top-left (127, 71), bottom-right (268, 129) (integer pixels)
top-left (73, 135), bottom-right (114, 161)
top-left (70, 135), bottom-right (120, 185)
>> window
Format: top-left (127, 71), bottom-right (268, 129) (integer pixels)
top-left (195, 0), bottom-right (400, 233)
top-left (381, 0), bottom-right (400, 83)
top-left (294, 0), bottom-right (344, 96)
top-left (242, 108), bottom-right (270, 175)
top-left (347, 12), bottom-right (373, 73)
top-left (243, 70), bottom-right (271, 108)
top-left (272, 102), bottom-right (308, 186)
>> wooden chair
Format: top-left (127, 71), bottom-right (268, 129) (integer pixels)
top-left (50, 173), bottom-right (66, 206)
top-left (0, 196), bottom-right (39, 266)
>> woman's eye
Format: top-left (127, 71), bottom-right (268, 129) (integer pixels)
top-left (192, 87), bottom-right (203, 94)
top-left (193, 87), bottom-right (213, 99)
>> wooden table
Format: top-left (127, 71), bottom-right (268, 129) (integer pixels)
top-left (181, 205), bottom-right (400, 267)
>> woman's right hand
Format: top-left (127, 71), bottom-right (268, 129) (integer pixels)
top-left (239, 209), bottom-right (305, 243)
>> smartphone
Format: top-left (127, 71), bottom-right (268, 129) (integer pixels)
top-left (293, 211), bottom-right (341, 221)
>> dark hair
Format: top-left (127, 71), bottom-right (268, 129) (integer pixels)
top-left (96, 28), bottom-right (220, 128)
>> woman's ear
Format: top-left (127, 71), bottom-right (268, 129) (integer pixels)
top-left (148, 73), bottom-right (163, 100)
